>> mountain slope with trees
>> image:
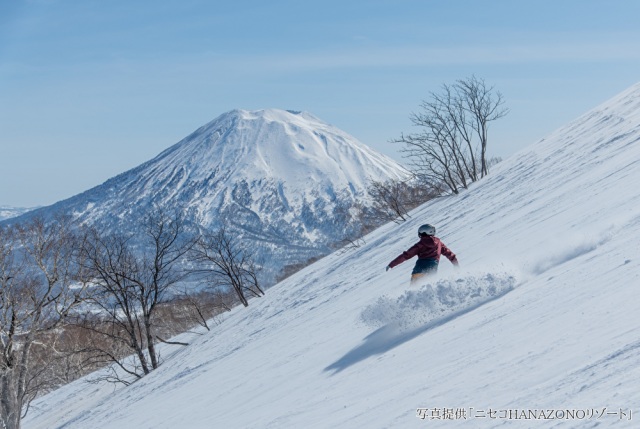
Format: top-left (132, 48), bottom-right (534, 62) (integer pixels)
top-left (22, 83), bottom-right (640, 429)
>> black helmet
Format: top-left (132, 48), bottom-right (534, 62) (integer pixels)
top-left (418, 224), bottom-right (436, 236)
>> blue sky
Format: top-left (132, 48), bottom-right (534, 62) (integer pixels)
top-left (1, 0), bottom-right (640, 207)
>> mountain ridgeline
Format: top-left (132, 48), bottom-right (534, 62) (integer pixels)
top-left (10, 109), bottom-right (408, 283)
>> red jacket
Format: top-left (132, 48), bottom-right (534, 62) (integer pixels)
top-left (389, 236), bottom-right (457, 268)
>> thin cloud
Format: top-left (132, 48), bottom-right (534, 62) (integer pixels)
top-left (231, 41), bottom-right (640, 72)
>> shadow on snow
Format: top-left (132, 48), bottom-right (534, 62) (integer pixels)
top-left (324, 284), bottom-right (514, 374)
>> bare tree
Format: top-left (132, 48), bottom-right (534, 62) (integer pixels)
top-left (368, 179), bottom-right (411, 223)
top-left (336, 235), bottom-right (367, 255)
top-left (456, 76), bottom-right (508, 177)
top-left (77, 210), bottom-right (194, 384)
top-left (367, 178), bottom-right (438, 223)
top-left (394, 76), bottom-right (507, 194)
top-left (0, 217), bottom-right (87, 429)
top-left (136, 211), bottom-right (194, 368)
top-left (161, 288), bottom-right (232, 333)
top-left (191, 227), bottom-right (264, 308)
top-left (78, 232), bottom-right (153, 383)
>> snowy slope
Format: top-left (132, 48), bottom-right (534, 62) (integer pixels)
top-left (24, 83), bottom-right (640, 429)
top-left (0, 206), bottom-right (35, 221)
top-left (8, 109), bottom-right (407, 283)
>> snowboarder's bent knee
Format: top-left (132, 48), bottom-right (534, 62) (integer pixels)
top-left (385, 224), bottom-right (459, 284)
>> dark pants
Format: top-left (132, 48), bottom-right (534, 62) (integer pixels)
top-left (411, 258), bottom-right (438, 284)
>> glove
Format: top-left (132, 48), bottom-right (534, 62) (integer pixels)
top-left (452, 258), bottom-right (460, 267)
top-left (385, 265), bottom-right (391, 272)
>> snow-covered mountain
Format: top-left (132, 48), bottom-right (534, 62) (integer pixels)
top-left (0, 206), bottom-right (35, 221)
top-left (24, 83), bottom-right (640, 429)
top-left (10, 109), bottom-right (408, 282)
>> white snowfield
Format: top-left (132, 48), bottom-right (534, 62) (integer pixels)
top-left (24, 83), bottom-right (640, 428)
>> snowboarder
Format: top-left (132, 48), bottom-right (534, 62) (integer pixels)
top-left (386, 224), bottom-right (458, 284)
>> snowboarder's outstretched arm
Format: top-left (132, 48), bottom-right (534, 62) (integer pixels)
top-left (441, 243), bottom-right (459, 266)
top-left (387, 242), bottom-right (421, 269)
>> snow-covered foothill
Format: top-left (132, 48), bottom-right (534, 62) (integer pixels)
top-left (0, 206), bottom-right (35, 221)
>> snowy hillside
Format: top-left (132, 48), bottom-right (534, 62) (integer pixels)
top-left (0, 206), bottom-right (35, 221)
top-left (24, 83), bottom-right (640, 429)
top-left (8, 109), bottom-right (407, 283)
